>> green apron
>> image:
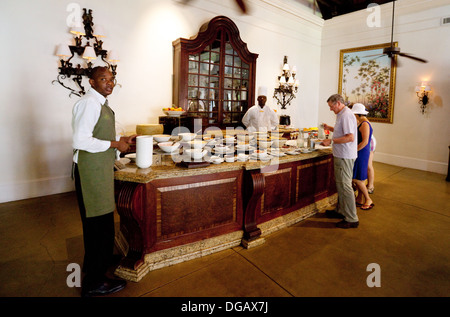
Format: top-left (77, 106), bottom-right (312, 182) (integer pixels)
top-left (77, 101), bottom-right (116, 218)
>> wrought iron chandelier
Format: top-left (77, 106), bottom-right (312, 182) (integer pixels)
top-left (52, 8), bottom-right (119, 97)
top-left (273, 56), bottom-right (299, 109)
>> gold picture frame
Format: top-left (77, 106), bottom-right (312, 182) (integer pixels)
top-left (338, 42), bottom-right (397, 123)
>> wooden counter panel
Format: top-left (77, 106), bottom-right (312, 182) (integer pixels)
top-left (296, 157), bottom-right (334, 207)
top-left (156, 176), bottom-right (239, 239)
top-left (253, 155), bottom-right (336, 226)
top-left (145, 170), bottom-right (243, 252)
top-left (261, 167), bottom-right (292, 215)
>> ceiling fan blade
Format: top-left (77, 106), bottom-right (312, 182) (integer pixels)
top-left (363, 53), bottom-right (384, 58)
top-left (398, 52), bottom-right (428, 63)
top-left (373, 54), bottom-right (387, 61)
top-left (236, 0), bottom-right (247, 13)
top-left (362, 54), bottom-right (387, 62)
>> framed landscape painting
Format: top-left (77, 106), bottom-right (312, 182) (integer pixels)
top-left (338, 43), bottom-right (397, 123)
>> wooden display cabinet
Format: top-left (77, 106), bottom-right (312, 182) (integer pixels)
top-left (173, 16), bottom-right (258, 130)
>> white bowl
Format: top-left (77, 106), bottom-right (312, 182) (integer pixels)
top-left (214, 145), bottom-right (231, 154)
top-left (271, 137), bottom-right (288, 147)
top-left (236, 142), bottom-right (250, 151)
top-left (270, 131), bottom-right (284, 138)
top-left (252, 149), bottom-right (267, 156)
top-left (222, 136), bottom-right (235, 144)
top-left (153, 134), bottom-right (171, 142)
top-left (164, 110), bottom-right (186, 117)
top-left (210, 156), bottom-right (224, 164)
top-left (224, 155), bottom-right (235, 162)
top-left (237, 154), bottom-right (249, 162)
top-left (179, 133), bottom-right (196, 142)
top-left (258, 140), bottom-right (273, 149)
top-left (158, 142), bottom-right (180, 153)
top-left (236, 134), bottom-right (254, 142)
top-left (253, 131), bottom-right (269, 139)
top-left (187, 140), bottom-right (207, 148)
top-left (184, 148), bottom-right (207, 160)
top-left (252, 150), bottom-right (271, 161)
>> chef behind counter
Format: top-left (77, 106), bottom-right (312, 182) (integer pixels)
top-left (242, 86), bottom-right (278, 132)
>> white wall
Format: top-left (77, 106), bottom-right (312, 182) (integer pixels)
top-left (1, 0), bottom-right (448, 203)
top-left (0, 0), bottom-right (322, 203)
top-left (318, 0), bottom-right (450, 175)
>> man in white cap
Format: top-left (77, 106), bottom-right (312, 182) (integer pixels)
top-left (242, 86), bottom-right (278, 132)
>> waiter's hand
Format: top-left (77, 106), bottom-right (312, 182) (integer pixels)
top-left (321, 139), bottom-right (332, 146)
top-left (111, 139), bottom-right (130, 152)
top-left (121, 134), bottom-right (137, 144)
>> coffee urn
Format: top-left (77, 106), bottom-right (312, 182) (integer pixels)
top-left (280, 115), bottom-right (291, 126)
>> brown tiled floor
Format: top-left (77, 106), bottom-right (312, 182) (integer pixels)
top-left (0, 162), bottom-right (449, 298)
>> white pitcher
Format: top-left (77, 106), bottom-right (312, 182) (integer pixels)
top-left (136, 135), bottom-right (153, 168)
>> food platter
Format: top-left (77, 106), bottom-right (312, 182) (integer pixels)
top-left (164, 110), bottom-right (186, 117)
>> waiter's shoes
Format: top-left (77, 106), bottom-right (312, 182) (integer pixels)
top-left (336, 220), bottom-right (359, 229)
top-left (81, 278), bottom-right (126, 297)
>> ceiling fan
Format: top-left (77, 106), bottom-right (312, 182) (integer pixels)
top-left (381, 0), bottom-right (428, 65)
top-left (179, 0), bottom-right (247, 14)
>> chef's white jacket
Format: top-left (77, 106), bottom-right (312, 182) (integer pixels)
top-left (242, 105), bottom-right (278, 132)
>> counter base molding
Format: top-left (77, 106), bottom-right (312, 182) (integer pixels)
top-left (113, 150), bottom-right (336, 282)
top-left (258, 193), bottom-right (338, 238)
top-left (114, 230), bottom-right (243, 282)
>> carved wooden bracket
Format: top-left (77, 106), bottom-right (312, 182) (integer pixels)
top-left (115, 181), bottom-right (147, 270)
top-left (243, 171), bottom-right (264, 241)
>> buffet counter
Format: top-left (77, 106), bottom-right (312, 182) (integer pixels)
top-left (113, 148), bottom-right (337, 282)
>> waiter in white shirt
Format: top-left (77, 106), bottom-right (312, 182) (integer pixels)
top-left (72, 66), bottom-right (135, 297)
top-left (242, 86), bottom-right (278, 132)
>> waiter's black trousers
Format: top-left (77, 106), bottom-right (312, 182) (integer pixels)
top-left (74, 164), bottom-right (115, 284)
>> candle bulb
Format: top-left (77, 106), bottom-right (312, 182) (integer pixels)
top-left (288, 76), bottom-right (294, 85)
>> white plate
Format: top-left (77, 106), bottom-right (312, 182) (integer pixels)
top-left (213, 148), bottom-right (234, 155)
top-left (270, 151), bottom-right (286, 157)
top-left (118, 157), bottom-right (131, 165)
top-left (286, 151), bottom-right (299, 155)
top-left (125, 153), bottom-right (136, 162)
top-left (315, 145), bottom-right (331, 150)
top-left (260, 155), bottom-right (273, 161)
top-left (250, 154), bottom-right (272, 160)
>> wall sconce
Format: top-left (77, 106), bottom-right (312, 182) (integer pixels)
top-left (52, 8), bottom-right (118, 97)
top-left (415, 82), bottom-right (432, 114)
top-left (273, 56), bottom-right (299, 110)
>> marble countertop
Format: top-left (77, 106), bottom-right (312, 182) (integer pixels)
top-left (115, 147), bottom-right (332, 184)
